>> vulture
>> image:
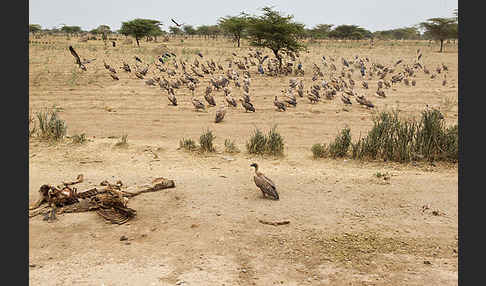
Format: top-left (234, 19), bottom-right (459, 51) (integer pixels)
top-left (191, 97), bottom-right (205, 111)
top-left (68, 46), bottom-right (87, 71)
top-left (204, 93), bottom-right (216, 107)
top-left (171, 19), bottom-right (184, 27)
top-left (139, 66), bottom-right (149, 76)
top-left (110, 73), bottom-right (119, 80)
top-left (242, 83), bottom-right (249, 93)
top-left (376, 89), bottom-right (386, 98)
top-left (135, 71), bottom-right (144, 80)
top-left (225, 94), bottom-right (237, 107)
top-left (250, 163), bottom-right (279, 200)
top-left (356, 95), bottom-right (375, 108)
top-left (239, 99), bottom-right (255, 112)
top-left (167, 89), bottom-right (177, 106)
top-left (297, 88), bottom-right (304, 98)
top-left (215, 106), bottom-right (226, 123)
top-left (145, 78), bottom-right (157, 86)
top-left (134, 56), bottom-right (142, 63)
top-left (341, 94), bottom-right (352, 105)
top-left (307, 93), bottom-right (319, 104)
top-left (121, 62), bottom-right (131, 72)
top-left (242, 92), bottom-right (251, 104)
top-left (274, 96), bottom-right (287, 111)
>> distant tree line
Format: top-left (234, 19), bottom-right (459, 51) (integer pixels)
top-left (29, 7), bottom-right (458, 52)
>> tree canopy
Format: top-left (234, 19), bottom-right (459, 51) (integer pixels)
top-left (306, 24), bottom-right (333, 39)
top-left (373, 27), bottom-right (421, 40)
top-left (182, 25), bottom-right (197, 36)
top-left (60, 25), bottom-right (82, 35)
top-left (90, 25), bottom-right (111, 34)
top-left (246, 7), bottom-right (306, 67)
top-left (120, 19), bottom-right (162, 46)
top-left (169, 26), bottom-right (183, 36)
top-left (29, 24), bottom-right (42, 33)
top-left (328, 25), bottom-right (372, 39)
top-left (218, 13), bottom-right (249, 47)
top-left (420, 17), bottom-right (457, 52)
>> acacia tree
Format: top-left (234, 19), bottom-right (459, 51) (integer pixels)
top-left (60, 25), bottom-right (82, 36)
top-left (246, 7), bottom-right (306, 68)
top-left (182, 25), bottom-right (197, 37)
top-left (328, 25), bottom-right (372, 39)
top-left (306, 24), bottom-right (333, 39)
top-left (420, 17), bottom-right (457, 52)
top-left (207, 25), bottom-right (221, 39)
top-left (169, 26), bottom-right (183, 36)
top-left (150, 25), bottom-right (165, 41)
top-left (218, 13), bottom-right (249, 47)
top-left (120, 19), bottom-right (162, 46)
top-left (196, 25), bottom-right (211, 38)
top-left (29, 24), bottom-right (42, 34)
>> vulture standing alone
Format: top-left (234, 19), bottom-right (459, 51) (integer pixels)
top-left (250, 163), bottom-right (279, 200)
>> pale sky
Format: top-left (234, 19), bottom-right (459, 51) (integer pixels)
top-left (29, 0), bottom-right (457, 33)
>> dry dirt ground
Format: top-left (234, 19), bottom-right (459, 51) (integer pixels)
top-left (29, 36), bottom-right (458, 285)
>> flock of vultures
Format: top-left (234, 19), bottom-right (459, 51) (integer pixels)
top-left (67, 44), bottom-right (450, 200)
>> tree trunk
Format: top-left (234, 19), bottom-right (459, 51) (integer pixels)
top-left (136, 37), bottom-right (140, 47)
top-left (237, 36), bottom-right (240, 48)
top-left (440, 39), bottom-right (444, 52)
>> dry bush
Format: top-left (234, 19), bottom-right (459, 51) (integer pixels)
top-left (199, 129), bottom-right (216, 153)
top-left (246, 126), bottom-right (285, 157)
top-left (311, 143), bottom-right (327, 159)
top-left (114, 134), bottom-right (128, 148)
top-left (179, 138), bottom-right (197, 151)
top-left (224, 139), bottom-right (240, 154)
top-left (319, 109), bottom-right (459, 163)
top-left (71, 133), bottom-right (87, 144)
top-left (34, 108), bottom-right (67, 142)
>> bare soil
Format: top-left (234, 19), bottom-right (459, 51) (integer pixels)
top-left (29, 37), bottom-right (458, 285)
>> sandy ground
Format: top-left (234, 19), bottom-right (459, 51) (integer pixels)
top-left (29, 36), bottom-right (458, 285)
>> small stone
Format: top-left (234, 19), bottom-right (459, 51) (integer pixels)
top-left (120, 235), bottom-right (128, 241)
top-left (423, 260), bottom-right (431, 265)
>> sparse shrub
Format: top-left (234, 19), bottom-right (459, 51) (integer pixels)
top-left (314, 109), bottom-right (458, 163)
top-left (199, 129), bottom-right (216, 152)
top-left (375, 171), bottom-right (390, 180)
top-left (115, 134), bottom-right (128, 147)
top-left (179, 137), bottom-right (197, 151)
top-left (71, 133), bottom-right (87, 144)
top-left (265, 125), bottom-right (285, 156)
top-left (311, 143), bottom-right (327, 158)
top-left (224, 139), bottom-right (240, 153)
top-left (328, 127), bottom-right (352, 158)
top-left (35, 108), bottom-right (67, 141)
top-left (29, 113), bottom-right (36, 138)
top-left (246, 126), bottom-right (285, 156)
top-left (246, 128), bottom-right (268, 155)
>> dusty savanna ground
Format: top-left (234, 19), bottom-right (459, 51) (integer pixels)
top-left (29, 36), bottom-right (458, 285)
